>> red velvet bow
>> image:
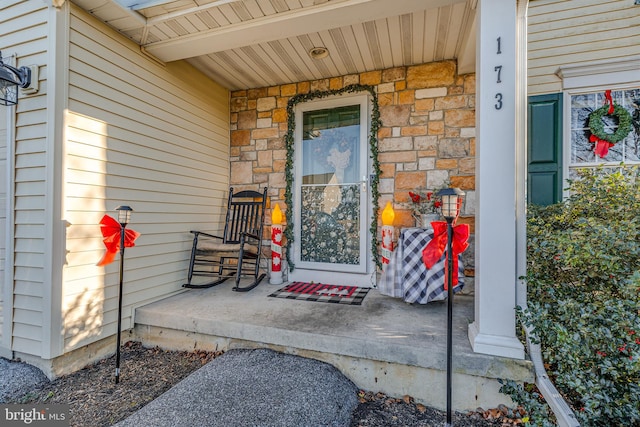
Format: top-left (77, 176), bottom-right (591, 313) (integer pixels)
top-left (590, 134), bottom-right (614, 158)
top-left (422, 221), bottom-right (470, 290)
top-left (97, 215), bottom-right (140, 266)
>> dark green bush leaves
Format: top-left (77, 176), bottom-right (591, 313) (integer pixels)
top-left (503, 166), bottom-right (640, 426)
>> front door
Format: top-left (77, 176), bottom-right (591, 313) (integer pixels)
top-left (290, 94), bottom-right (374, 287)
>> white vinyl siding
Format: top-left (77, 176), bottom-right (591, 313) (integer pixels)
top-left (0, 110), bottom-right (6, 355)
top-left (528, 0), bottom-right (640, 96)
top-left (1, 0), bottom-right (49, 357)
top-left (61, 6), bottom-right (230, 352)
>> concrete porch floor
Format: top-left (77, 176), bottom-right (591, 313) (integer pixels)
top-left (132, 280), bottom-right (534, 412)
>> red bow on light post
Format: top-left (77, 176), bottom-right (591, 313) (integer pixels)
top-left (428, 187), bottom-right (466, 427)
top-left (97, 214), bottom-right (140, 266)
top-left (421, 221), bottom-right (469, 289)
top-left (97, 206), bottom-right (139, 385)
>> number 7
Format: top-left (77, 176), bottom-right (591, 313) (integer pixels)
top-left (494, 66), bottom-right (502, 83)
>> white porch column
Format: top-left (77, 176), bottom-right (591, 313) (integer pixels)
top-left (468, 0), bottom-right (525, 359)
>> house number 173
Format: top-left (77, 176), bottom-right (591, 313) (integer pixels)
top-left (494, 37), bottom-right (502, 110)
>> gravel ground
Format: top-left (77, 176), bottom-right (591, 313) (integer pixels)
top-left (1, 342), bottom-right (526, 427)
top-left (0, 356), bottom-right (49, 403)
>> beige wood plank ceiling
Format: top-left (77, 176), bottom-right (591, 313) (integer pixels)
top-left (72, 0), bottom-right (477, 90)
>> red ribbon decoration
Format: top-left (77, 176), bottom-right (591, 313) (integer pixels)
top-left (604, 89), bottom-right (614, 115)
top-left (97, 215), bottom-right (140, 266)
top-left (590, 134), bottom-right (614, 158)
top-left (422, 221), bottom-right (470, 290)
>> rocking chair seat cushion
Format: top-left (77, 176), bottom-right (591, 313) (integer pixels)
top-left (197, 241), bottom-right (259, 255)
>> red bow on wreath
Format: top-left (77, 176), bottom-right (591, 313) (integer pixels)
top-left (97, 215), bottom-right (140, 266)
top-left (590, 135), bottom-right (614, 158)
top-left (422, 221), bottom-right (470, 290)
top-left (590, 90), bottom-right (615, 158)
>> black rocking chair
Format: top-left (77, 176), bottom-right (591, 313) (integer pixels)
top-left (183, 187), bottom-right (267, 292)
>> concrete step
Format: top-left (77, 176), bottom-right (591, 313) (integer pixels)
top-left (133, 281), bottom-right (533, 412)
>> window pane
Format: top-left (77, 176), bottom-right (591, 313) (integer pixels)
top-left (604, 141), bottom-right (624, 162)
top-left (302, 105), bottom-right (360, 185)
top-left (570, 93), bottom-right (593, 130)
top-left (623, 89), bottom-right (640, 162)
top-left (624, 137), bottom-right (640, 162)
top-left (571, 129), bottom-right (595, 163)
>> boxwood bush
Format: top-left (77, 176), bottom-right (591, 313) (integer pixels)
top-left (503, 166), bottom-right (640, 426)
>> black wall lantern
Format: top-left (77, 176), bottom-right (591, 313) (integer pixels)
top-left (0, 51), bottom-right (34, 106)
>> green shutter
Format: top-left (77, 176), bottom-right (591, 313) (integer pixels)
top-left (528, 93), bottom-right (563, 206)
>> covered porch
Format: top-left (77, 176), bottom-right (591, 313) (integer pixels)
top-left (87, 0), bottom-right (534, 411)
top-left (132, 279), bottom-right (533, 412)
top-left (0, 0), bottom-right (530, 390)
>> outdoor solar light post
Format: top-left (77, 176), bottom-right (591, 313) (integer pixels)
top-left (437, 188), bottom-right (465, 427)
top-left (114, 205), bottom-right (132, 384)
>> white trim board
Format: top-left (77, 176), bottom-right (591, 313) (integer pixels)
top-left (556, 55), bottom-right (640, 91)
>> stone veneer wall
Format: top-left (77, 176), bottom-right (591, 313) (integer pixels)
top-left (229, 60), bottom-right (476, 288)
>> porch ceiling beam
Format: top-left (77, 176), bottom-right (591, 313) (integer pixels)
top-left (146, 0), bottom-right (243, 24)
top-left (142, 0), bottom-right (466, 62)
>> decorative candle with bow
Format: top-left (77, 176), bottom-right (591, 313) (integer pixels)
top-left (381, 201), bottom-right (395, 269)
top-left (270, 203), bottom-right (284, 285)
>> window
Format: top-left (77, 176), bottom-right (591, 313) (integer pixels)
top-left (557, 57), bottom-right (640, 182)
top-left (569, 88), bottom-right (640, 172)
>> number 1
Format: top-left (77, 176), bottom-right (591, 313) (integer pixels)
top-left (497, 37), bottom-right (502, 54)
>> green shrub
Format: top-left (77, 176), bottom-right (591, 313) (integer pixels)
top-left (505, 166), bottom-right (640, 426)
top-left (498, 379), bottom-right (556, 427)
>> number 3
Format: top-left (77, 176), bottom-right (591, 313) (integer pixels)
top-left (495, 93), bottom-right (503, 110)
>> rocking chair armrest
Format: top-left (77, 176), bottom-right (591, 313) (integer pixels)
top-left (190, 230), bottom-right (224, 240)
